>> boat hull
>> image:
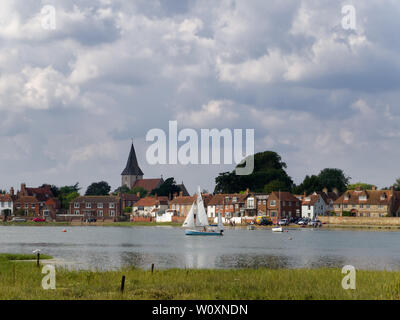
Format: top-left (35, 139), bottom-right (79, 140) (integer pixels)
top-left (185, 229), bottom-right (223, 236)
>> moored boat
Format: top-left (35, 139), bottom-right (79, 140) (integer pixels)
top-left (272, 226), bottom-right (283, 232)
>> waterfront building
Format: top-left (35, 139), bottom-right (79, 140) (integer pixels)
top-left (0, 193), bottom-right (13, 216)
top-left (266, 191), bottom-right (301, 223)
top-left (132, 195), bottom-right (169, 217)
top-left (69, 195), bottom-right (121, 221)
top-left (333, 186), bottom-right (399, 217)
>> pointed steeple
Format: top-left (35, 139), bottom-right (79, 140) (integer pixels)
top-left (121, 142), bottom-right (144, 176)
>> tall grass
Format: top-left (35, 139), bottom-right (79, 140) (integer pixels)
top-left (0, 255), bottom-right (399, 300)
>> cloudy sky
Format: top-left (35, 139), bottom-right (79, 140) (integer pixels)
top-left (1, 0), bottom-right (400, 194)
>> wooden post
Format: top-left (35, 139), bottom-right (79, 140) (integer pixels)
top-left (120, 275), bottom-right (125, 293)
top-left (36, 253), bottom-right (40, 267)
top-left (12, 264), bottom-right (15, 285)
top-left (151, 263), bottom-right (155, 274)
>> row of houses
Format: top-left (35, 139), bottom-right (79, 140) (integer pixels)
top-left (2, 183), bottom-right (400, 223)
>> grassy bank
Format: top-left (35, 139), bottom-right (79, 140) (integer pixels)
top-left (1, 254), bottom-right (400, 299)
top-left (0, 221), bottom-right (70, 227)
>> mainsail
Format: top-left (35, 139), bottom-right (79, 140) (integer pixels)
top-left (195, 186), bottom-right (209, 227)
top-left (182, 201), bottom-right (196, 229)
top-left (217, 211), bottom-right (224, 231)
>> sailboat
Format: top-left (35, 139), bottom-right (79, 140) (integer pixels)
top-left (182, 187), bottom-right (224, 236)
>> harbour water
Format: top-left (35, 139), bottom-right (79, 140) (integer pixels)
top-left (1, 226), bottom-right (400, 271)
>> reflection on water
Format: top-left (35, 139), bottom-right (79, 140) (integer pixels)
top-left (1, 226), bottom-right (400, 270)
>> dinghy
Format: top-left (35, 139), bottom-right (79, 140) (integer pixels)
top-left (183, 187), bottom-right (224, 236)
top-left (272, 226), bottom-right (283, 232)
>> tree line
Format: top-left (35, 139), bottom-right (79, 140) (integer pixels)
top-left (214, 151), bottom-right (400, 195)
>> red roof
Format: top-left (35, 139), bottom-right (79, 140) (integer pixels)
top-left (133, 179), bottom-right (163, 193)
top-left (133, 196), bottom-right (169, 207)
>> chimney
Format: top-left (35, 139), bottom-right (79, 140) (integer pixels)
top-left (136, 192), bottom-right (140, 198)
top-left (173, 192), bottom-right (177, 199)
top-left (21, 183), bottom-right (26, 195)
top-left (155, 193), bottom-right (158, 199)
top-left (372, 186), bottom-right (377, 191)
top-left (10, 187), bottom-right (14, 197)
top-left (246, 188), bottom-right (249, 195)
top-left (322, 187), bottom-right (328, 194)
top-left (333, 187), bottom-right (338, 195)
top-left (356, 186), bottom-right (361, 191)
top-left (179, 191), bottom-right (183, 197)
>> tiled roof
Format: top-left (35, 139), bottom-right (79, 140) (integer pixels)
top-left (0, 194), bottom-right (12, 202)
top-left (24, 185), bottom-right (54, 202)
top-left (74, 196), bottom-right (119, 203)
top-left (270, 191), bottom-right (301, 202)
top-left (133, 196), bottom-right (169, 207)
top-left (334, 189), bottom-right (394, 205)
top-left (133, 179), bottom-right (163, 193)
top-left (170, 195), bottom-right (196, 205)
top-left (302, 194), bottom-right (321, 206)
top-left (121, 143), bottom-right (144, 176)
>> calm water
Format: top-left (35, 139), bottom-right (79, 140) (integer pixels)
top-left (1, 226), bottom-right (400, 271)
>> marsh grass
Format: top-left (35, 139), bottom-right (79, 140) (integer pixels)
top-left (0, 254), bottom-right (399, 300)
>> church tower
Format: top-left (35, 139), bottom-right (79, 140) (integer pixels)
top-left (121, 142), bottom-right (144, 189)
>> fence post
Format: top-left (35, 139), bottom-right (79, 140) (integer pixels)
top-left (36, 253), bottom-right (40, 267)
top-left (120, 275), bottom-right (125, 293)
top-left (151, 263), bottom-right (155, 274)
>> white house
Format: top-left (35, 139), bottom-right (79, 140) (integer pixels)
top-left (301, 192), bottom-right (329, 219)
top-left (132, 196), bottom-right (169, 218)
top-left (0, 194), bottom-right (13, 216)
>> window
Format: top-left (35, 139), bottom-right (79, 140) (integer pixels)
top-left (74, 203), bottom-right (80, 208)
top-left (172, 204), bottom-right (175, 210)
top-left (288, 201), bottom-right (292, 206)
top-left (248, 198), bottom-right (254, 208)
top-left (360, 204), bottom-right (364, 208)
top-left (263, 200), bottom-right (266, 205)
top-left (270, 200), bottom-right (276, 206)
top-left (43, 210), bottom-right (50, 217)
top-left (344, 204), bottom-right (348, 208)
top-left (97, 203), bottom-right (103, 209)
top-left (86, 203), bottom-right (91, 209)
top-left (110, 210), bottom-right (115, 217)
top-left (0, 202), bottom-right (3, 208)
top-left (31, 203), bottom-right (35, 209)
top-left (336, 204), bottom-right (341, 208)
top-left (109, 203), bottom-right (115, 209)
top-left (16, 203), bottom-right (20, 209)
top-left (74, 210), bottom-right (80, 215)
top-left (359, 195), bottom-right (367, 201)
top-left (366, 205), bottom-right (370, 208)
top-left (25, 203), bottom-right (29, 209)
top-left (97, 210), bottom-right (103, 217)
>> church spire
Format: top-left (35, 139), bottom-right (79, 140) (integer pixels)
top-left (121, 142), bottom-right (144, 176)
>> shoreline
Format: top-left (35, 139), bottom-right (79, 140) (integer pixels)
top-left (2, 221), bottom-right (400, 231)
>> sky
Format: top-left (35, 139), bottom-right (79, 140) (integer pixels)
top-left (1, 0), bottom-right (400, 195)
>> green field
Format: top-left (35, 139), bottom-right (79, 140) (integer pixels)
top-left (1, 253), bottom-right (400, 300)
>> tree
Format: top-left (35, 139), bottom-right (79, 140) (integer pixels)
top-left (348, 182), bottom-right (375, 191)
top-left (394, 178), bottom-right (400, 191)
top-left (114, 185), bottom-right (131, 194)
top-left (85, 181), bottom-right (111, 196)
top-left (151, 178), bottom-right (180, 197)
top-left (293, 175), bottom-right (323, 195)
top-left (264, 180), bottom-right (290, 194)
top-left (2, 209), bottom-right (11, 222)
top-left (214, 151), bottom-right (294, 193)
top-left (317, 168), bottom-right (350, 193)
top-left (58, 183), bottom-right (81, 209)
top-left (131, 186), bottom-right (148, 198)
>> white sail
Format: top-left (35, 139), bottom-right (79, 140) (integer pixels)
top-left (195, 186), bottom-right (209, 227)
top-left (182, 201), bottom-right (196, 229)
top-left (217, 211), bottom-right (224, 231)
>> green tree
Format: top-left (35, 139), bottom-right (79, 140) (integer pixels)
top-left (394, 178), bottom-right (400, 191)
top-left (85, 181), bottom-right (111, 196)
top-left (114, 185), bottom-right (131, 194)
top-left (151, 178), bottom-right (180, 197)
top-left (214, 151), bottom-right (294, 193)
top-left (348, 182), bottom-right (375, 191)
top-left (317, 168), bottom-right (350, 193)
top-left (263, 180), bottom-right (290, 194)
top-left (58, 183), bottom-right (81, 209)
top-left (131, 186), bottom-right (148, 198)
top-left (293, 175), bottom-right (322, 195)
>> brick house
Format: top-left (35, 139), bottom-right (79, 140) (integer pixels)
top-left (333, 187), bottom-right (399, 217)
top-left (266, 191), bottom-right (302, 223)
top-left (70, 195), bottom-right (121, 221)
top-left (120, 193), bottom-right (140, 213)
top-left (207, 193), bottom-right (249, 219)
top-left (13, 183), bottom-right (60, 219)
top-left (169, 192), bottom-right (212, 218)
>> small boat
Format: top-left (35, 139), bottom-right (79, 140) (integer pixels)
top-left (248, 225), bottom-right (256, 230)
top-left (183, 186), bottom-right (224, 236)
top-left (272, 227), bottom-right (283, 232)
